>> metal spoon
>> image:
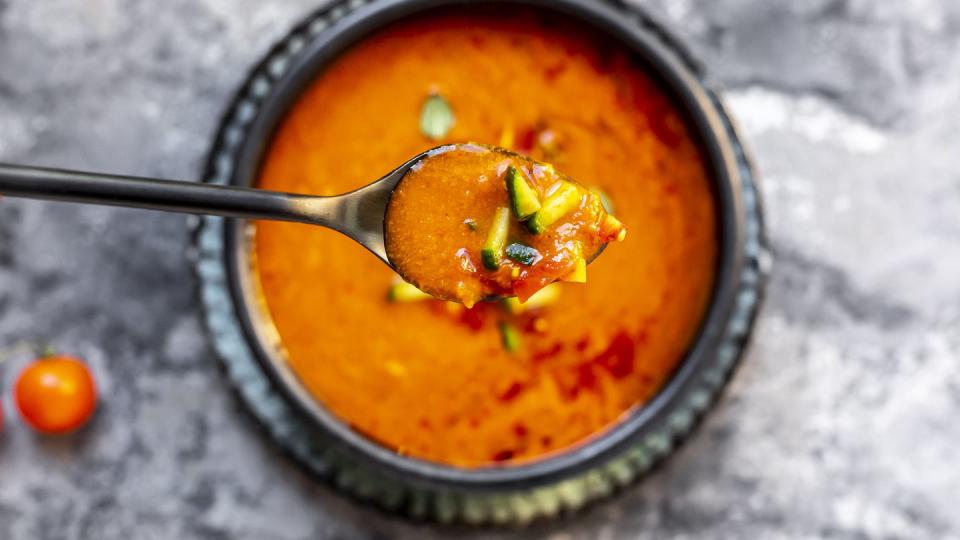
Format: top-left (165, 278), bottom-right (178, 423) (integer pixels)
top-left (0, 152), bottom-right (424, 264)
top-left (0, 144), bottom-right (603, 297)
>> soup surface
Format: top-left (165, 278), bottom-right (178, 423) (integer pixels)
top-left (386, 144), bottom-right (626, 306)
top-left (254, 8), bottom-right (717, 467)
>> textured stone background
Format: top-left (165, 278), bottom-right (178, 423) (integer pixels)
top-left (1, 0), bottom-right (958, 538)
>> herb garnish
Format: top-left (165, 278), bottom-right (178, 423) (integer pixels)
top-left (420, 93), bottom-right (455, 140)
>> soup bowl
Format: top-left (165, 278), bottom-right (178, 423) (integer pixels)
top-left (193, 0), bottom-right (768, 525)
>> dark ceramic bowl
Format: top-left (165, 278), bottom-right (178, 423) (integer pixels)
top-left (193, 0), bottom-right (768, 525)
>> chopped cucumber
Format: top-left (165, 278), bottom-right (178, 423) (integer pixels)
top-left (388, 281), bottom-right (433, 302)
top-left (600, 214), bottom-right (627, 242)
top-left (503, 282), bottom-right (562, 314)
top-left (590, 186), bottom-right (615, 214)
top-left (499, 322), bottom-right (522, 353)
top-left (505, 243), bottom-right (542, 266)
top-left (526, 182), bottom-right (582, 234)
top-left (481, 207), bottom-right (511, 270)
top-left (505, 166), bottom-right (541, 220)
top-left (560, 257), bottom-right (587, 283)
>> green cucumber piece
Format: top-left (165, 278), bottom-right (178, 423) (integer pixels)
top-left (502, 282), bottom-right (562, 313)
top-left (559, 257), bottom-right (587, 283)
top-left (505, 243), bottom-right (542, 266)
top-left (387, 281), bottom-right (433, 302)
top-left (526, 182), bottom-right (582, 234)
top-left (481, 207), bottom-right (511, 270)
top-left (591, 186), bottom-right (615, 214)
top-left (499, 322), bottom-right (522, 353)
top-left (505, 166), bottom-right (541, 220)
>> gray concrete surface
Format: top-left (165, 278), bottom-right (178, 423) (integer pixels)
top-left (1, 0), bottom-right (958, 538)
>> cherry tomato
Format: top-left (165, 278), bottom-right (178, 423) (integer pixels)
top-left (15, 355), bottom-right (97, 434)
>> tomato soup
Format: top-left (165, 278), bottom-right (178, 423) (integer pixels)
top-left (254, 9), bottom-right (717, 467)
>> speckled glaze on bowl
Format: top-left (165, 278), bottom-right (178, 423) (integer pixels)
top-left (192, 0), bottom-right (769, 525)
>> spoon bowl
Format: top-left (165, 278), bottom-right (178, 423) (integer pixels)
top-left (383, 143), bottom-right (618, 304)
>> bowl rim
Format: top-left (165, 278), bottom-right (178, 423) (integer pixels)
top-left (220, 0), bottom-right (749, 491)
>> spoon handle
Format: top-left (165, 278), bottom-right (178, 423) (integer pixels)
top-left (0, 163), bottom-right (311, 223)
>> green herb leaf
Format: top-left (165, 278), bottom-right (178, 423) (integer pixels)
top-left (420, 93), bottom-right (455, 140)
top-left (505, 243), bottom-right (542, 266)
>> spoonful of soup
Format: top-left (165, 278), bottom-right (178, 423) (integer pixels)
top-left (0, 143), bottom-right (624, 305)
top-left (386, 144), bottom-right (625, 306)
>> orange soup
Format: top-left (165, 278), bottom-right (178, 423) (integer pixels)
top-left (254, 9), bottom-right (717, 467)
